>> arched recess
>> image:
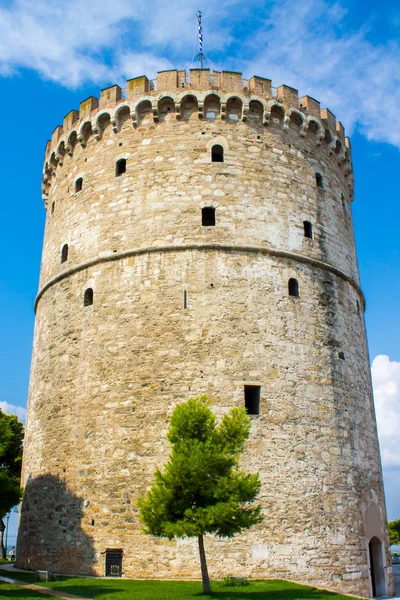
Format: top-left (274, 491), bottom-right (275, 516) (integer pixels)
top-left (323, 128), bottom-right (334, 147)
top-left (181, 95), bottom-right (198, 120)
top-left (97, 112), bottom-right (111, 137)
top-left (49, 152), bottom-right (58, 168)
top-left (270, 103), bottom-right (285, 126)
top-left (226, 97), bottom-right (242, 122)
top-left (66, 131), bottom-right (77, 155)
top-left (288, 110), bottom-right (304, 133)
top-left (158, 97), bottom-right (175, 122)
top-left (56, 141), bottom-right (66, 163)
top-left (136, 100), bottom-right (153, 127)
top-left (206, 136), bottom-right (229, 163)
top-left (204, 94), bottom-right (220, 121)
top-left (369, 537), bottom-right (386, 597)
top-left (115, 106), bottom-right (131, 132)
top-left (334, 138), bottom-right (344, 155)
top-left (307, 119), bottom-right (322, 144)
top-left (364, 500), bottom-right (388, 597)
top-left (79, 121), bottom-right (92, 147)
top-left (247, 100), bottom-right (263, 127)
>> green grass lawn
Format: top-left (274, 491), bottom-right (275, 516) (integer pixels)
top-left (0, 571), bottom-right (360, 600)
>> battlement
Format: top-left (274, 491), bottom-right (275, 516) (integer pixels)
top-left (43, 67), bottom-right (354, 200)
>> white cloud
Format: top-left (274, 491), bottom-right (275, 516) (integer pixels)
top-left (372, 355), bottom-right (400, 468)
top-left (0, 0), bottom-right (246, 86)
top-left (0, 401), bottom-right (26, 423)
top-left (118, 53), bottom-right (173, 82)
top-left (244, 0), bottom-right (400, 146)
top-left (0, 0), bottom-right (400, 146)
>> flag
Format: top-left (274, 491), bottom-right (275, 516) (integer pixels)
top-left (197, 11), bottom-right (203, 54)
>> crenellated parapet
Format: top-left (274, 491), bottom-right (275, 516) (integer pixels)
top-left (42, 68), bottom-right (354, 201)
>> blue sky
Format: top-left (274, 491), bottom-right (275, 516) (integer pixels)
top-left (0, 0), bottom-right (399, 541)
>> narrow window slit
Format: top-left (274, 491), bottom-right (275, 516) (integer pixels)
top-left (75, 177), bottom-right (83, 193)
top-left (341, 193), bottom-right (347, 216)
top-left (84, 288), bottom-right (93, 307)
top-left (288, 278), bottom-right (299, 297)
top-left (316, 173), bottom-right (323, 188)
top-left (244, 385), bottom-right (260, 415)
top-left (303, 221), bottom-right (312, 239)
top-left (61, 244), bottom-right (68, 264)
top-left (116, 158), bottom-right (126, 176)
top-left (183, 290), bottom-right (187, 309)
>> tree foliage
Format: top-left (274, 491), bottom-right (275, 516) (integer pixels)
top-left (138, 395), bottom-right (263, 592)
top-left (389, 519), bottom-right (400, 546)
top-left (0, 410), bottom-right (24, 519)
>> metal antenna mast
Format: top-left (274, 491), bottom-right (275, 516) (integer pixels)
top-left (196, 11), bottom-right (204, 69)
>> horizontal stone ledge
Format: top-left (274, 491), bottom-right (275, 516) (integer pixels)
top-left (34, 243), bottom-right (364, 312)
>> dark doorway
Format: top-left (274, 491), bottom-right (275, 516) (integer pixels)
top-left (105, 549), bottom-right (123, 577)
top-left (369, 537), bottom-right (386, 597)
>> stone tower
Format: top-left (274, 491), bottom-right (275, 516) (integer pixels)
top-left (17, 68), bottom-right (394, 598)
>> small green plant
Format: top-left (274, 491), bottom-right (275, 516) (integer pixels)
top-left (221, 575), bottom-right (249, 587)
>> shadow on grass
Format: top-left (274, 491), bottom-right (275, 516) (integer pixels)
top-left (46, 585), bottom-right (123, 598)
top-left (197, 593), bottom-right (341, 599)
top-left (1, 581), bottom-right (123, 599)
top-left (0, 581), bottom-right (52, 598)
top-left (193, 581), bottom-right (352, 600)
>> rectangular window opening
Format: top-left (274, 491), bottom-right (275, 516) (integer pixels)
top-left (202, 207), bottom-right (216, 226)
top-left (303, 221), bottom-right (312, 239)
top-left (244, 385), bottom-right (260, 416)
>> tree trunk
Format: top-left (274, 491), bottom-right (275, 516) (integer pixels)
top-left (198, 534), bottom-right (211, 593)
top-left (0, 527), bottom-right (5, 560)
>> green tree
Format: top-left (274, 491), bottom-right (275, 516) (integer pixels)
top-left (138, 395), bottom-right (263, 593)
top-left (389, 519), bottom-right (400, 546)
top-left (0, 410), bottom-right (24, 558)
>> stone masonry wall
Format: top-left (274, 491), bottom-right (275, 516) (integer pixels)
top-left (18, 69), bottom-right (393, 598)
